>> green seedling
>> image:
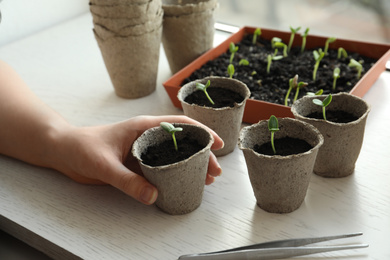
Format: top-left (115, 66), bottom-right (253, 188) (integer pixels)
top-left (312, 94), bottom-right (332, 121)
top-left (348, 58), bottom-right (363, 79)
top-left (239, 59), bottom-right (249, 66)
top-left (227, 64), bottom-right (235, 78)
top-left (160, 122), bottom-right (183, 151)
top-left (293, 81), bottom-right (309, 103)
top-left (229, 42), bottom-right (239, 64)
top-left (332, 67), bottom-right (341, 91)
top-left (274, 42), bottom-right (288, 57)
top-left (306, 89), bottom-right (324, 96)
top-left (266, 53), bottom-right (283, 74)
top-left (288, 26), bottom-right (301, 53)
top-left (268, 115), bottom-right (279, 154)
top-left (271, 37), bottom-right (282, 49)
top-left (337, 47), bottom-right (348, 59)
top-left (313, 49), bottom-right (325, 81)
top-left (324, 37), bottom-right (336, 55)
top-left (301, 27), bottom-right (310, 53)
top-left (252, 28), bottom-right (261, 44)
top-left (284, 74), bottom-right (298, 106)
top-left (195, 80), bottom-right (214, 105)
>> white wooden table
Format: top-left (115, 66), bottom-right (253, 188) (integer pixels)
top-left (1, 13), bottom-right (389, 260)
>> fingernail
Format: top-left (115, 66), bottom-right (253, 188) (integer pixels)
top-left (140, 186), bottom-right (158, 205)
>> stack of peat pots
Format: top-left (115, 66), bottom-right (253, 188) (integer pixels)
top-left (90, 0), bottom-right (163, 98)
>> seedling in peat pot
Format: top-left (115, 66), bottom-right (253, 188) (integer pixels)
top-left (348, 58), bottom-right (363, 79)
top-left (229, 42), bottom-right (239, 64)
top-left (268, 115), bottom-right (279, 154)
top-left (312, 94), bottom-right (332, 121)
top-left (313, 49), bottom-right (325, 81)
top-left (301, 27), bottom-right (310, 53)
top-left (227, 64), bottom-right (235, 78)
top-left (337, 47), bottom-right (348, 59)
top-left (160, 122), bottom-right (183, 151)
top-left (332, 67), bottom-right (341, 91)
top-left (195, 80), bottom-right (214, 105)
top-left (284, 75), bottom-right (298, 106)
top-left (288, 26), bottom-right (301, 53)
top-left (252, 28), bottom-right (261, 44)
top-left (324, 37), bottom-right (336, 55)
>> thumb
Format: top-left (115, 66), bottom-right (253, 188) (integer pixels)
top-left (107, 163), bottom-right (158, 205)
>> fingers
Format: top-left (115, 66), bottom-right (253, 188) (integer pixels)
top-left (205, 152), bottom-right (222, 185)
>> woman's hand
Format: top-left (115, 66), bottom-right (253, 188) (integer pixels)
top-left (49, 115), bottom-right (224, 205)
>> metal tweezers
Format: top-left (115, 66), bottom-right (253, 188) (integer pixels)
top-left (179, 232), bottom-right (368, 259)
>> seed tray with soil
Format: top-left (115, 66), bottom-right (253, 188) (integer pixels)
top-left (163, 27), bottom-right (390, 123)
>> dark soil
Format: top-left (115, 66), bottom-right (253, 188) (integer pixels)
top-left (254, 137), bottom-right (313, 156)
top-left (184, 87), bottom-right (245, 108)
top-left (183, 34), bottom-right (377, 106)
top-left (306, 110), bottom-right (359, 123)
top-left (141, 136), bottom-right (204, 167)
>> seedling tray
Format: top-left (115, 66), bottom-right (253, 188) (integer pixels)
top-left (163, 26), bottom-right (390, 123)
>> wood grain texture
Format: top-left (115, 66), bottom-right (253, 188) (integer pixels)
top-left (0, 13), bottom-right (389, 260)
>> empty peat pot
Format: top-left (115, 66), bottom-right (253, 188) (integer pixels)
top-left (178, 76), bottom-right (250, 156)
top-left (132, 123), bottom-right (214, 215)
top-left (238, 118), bottom-right (324, 213)
top-left (291, 92), bottom-right (370, 178)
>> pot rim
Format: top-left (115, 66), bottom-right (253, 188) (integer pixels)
top-left (238, 117), bottom-right (324, 159)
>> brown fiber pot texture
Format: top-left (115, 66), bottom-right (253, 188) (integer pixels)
top-left (291, 92), bottom-right (370, 178)
top-left (238, 118), bottom-right (323, 213)
top-left (178, 76), bottom-right (250, 157)
top-left (132, 123), bottom-right (214, 215)
top-left (162, 0), bottom-right (218, 74)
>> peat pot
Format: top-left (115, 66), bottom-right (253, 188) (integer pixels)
top-left (238, 118), bottom-right (323, 213)
top-left (132, 123), bottom-right (214, 215)
top-left (178, 76), bottom-right (250, 156)
top-left (291, 92), bottom-right (370, 178)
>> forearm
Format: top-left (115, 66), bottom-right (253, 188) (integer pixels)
top-left (0, 60), bottom-right (70, 167)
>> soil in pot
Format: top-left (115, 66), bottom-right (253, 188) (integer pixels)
top-left (141, 136), bottom-right (204, 167)
top-left (306, 110), bottom-right (358, 123)
top-left (254, 137), bottom-right (312, 156)
top-left (184, 87), bottom-right (245, 108)
top-left (183, 34), bottom-right (377, 106)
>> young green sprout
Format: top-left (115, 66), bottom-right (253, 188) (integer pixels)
top-left (284, 74), bottom-right (298, 106)
top-left (268, 115), bottom-right (279, 154)
top-left (288, 26), bottom-right (301, 53)
top-left (337, 47), bottom-right (348, 59)
top-left (313, 49), bottom-right (325, 81)
top-left (312, 94), bottom-right (332, 121)
top-left (274, 42), bottom-right (288, 57)
top-left (252, 28), bottom-right (261, 44)
top-left (293, 81), bottom-right (309, 103)
top-left (324, 37), bottom-right (336, 55)
top-left (348, 58), bottom-right (363, 79)
top-left (227, 64), bottom-right (235, 78)
top-left (266, 53), bottom-right (283, 74)
top-left (332, 67), bottom-right (341, 91)
top-left (195, 80), bottom-right (214, 105)
top-left (239, 59), bottom-right (249, 66)
top-left (160, 122), bottom-right (183, 151)
top-left (306, 89), bottom-right (324, 96)
top-left (229, 42), bottom-right (239, 64)
top-left (301, 27), bottom-right (310, 53)
top-left (271, 37), bottom-right (282, 49)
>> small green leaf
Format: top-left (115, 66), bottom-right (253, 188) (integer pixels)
top-left (160, 122), bottom-right (182, 134)
top-left (312, 98), bottom-right (324, 106)
top-left (323, 94), bottom-right (332, 107)
top-left (333, 67), bottom-right (341, 78)
top-left (239, 59), bottom-right (249, 66)
top-left (268, 115), bottom-right (279, 132)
